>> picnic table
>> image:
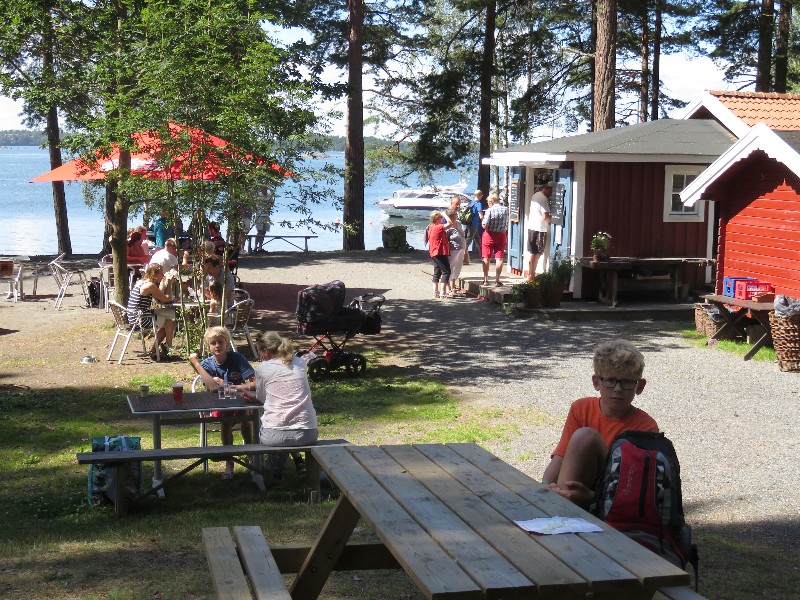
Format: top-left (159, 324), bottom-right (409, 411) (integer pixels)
top-left (286, 443), bottom-right (689, 599)
top-left (127, 391), bottom-right (264, 495)
top-left (701, 294), bottom-right (774, 360)
top-left (580, 257), bottom-right (713, 307)
top-left (245, 233), bottom-right (318, 253)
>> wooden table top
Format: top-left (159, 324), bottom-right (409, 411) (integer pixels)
top-left (310, 443), bottom-right (689, 600)
top-left (580, 257), bottom-right (713, 269)
top-left (702, 293), bottom-right (774, 312)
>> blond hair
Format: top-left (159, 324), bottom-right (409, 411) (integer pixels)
top-left (445, 208), bottom-right (458, 220)
top-left (593, 339), bottom-right (645, 379)
top-left (256, 331), bottom-right (295, 365)
top-left (487, 192), bottom-right (500, 204)
top-left (203, 326), bottom-right (231, 346)
top-left (429, 210), bottom-right (442, 223)
top-left (141, 262), bottom-right (163, 282)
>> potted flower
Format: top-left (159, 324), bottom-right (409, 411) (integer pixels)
top-left (550, 250), bottom-right (575, 285)
top-left (590, 231), bottom-right (612, 260)
top-left (537, 270), bottom-right (564, 308)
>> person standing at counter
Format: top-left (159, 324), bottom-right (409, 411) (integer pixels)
top-left (527, 180), bottom-right (553, 281)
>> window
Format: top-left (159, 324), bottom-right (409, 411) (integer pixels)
top-left (663, 166), bottom-right (704, 223)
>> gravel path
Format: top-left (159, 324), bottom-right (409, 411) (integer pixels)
top-left (4, 249), bottom-right (799, 559)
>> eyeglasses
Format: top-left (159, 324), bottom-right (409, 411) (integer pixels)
top-left (598, 377), bottom-right (639, 390)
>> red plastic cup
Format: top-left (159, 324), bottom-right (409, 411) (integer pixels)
top-left (172, 382), bottom-right (184, 403)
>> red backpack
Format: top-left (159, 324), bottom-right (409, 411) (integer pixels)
top-left (592, 430), bottom-right (699, 587)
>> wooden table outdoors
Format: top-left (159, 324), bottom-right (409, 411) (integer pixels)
top-left (128, 391), bottom-right (264, 495)
top-left (580, 257), bottom-right (712, 307)
top-left (701, 294), bottom-right (774, 360)
top-left (290, 443), bottom-right (689, 599)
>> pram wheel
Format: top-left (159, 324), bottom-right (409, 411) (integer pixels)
top-left (346, 353), bottom-right (367, 376)
top-left (307, 357), bottom-right (329, 381)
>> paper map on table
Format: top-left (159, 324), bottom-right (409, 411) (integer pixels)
top-left (514, 517), bottom-right (603, 535)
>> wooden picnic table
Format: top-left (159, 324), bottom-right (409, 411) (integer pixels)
top-left (290, 443), bottom-right (689, 599)
top-left (580, 257), bottom-right (713, 307)
top-left (245, 233), bottom-right (318, 253)
top-left (701, 294), bottom-right (774, 360)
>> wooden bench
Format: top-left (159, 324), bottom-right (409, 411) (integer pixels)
top-left (203, 526), bottom-right (400, 600)
top-left (653, 586), bottom-right (708, 600)
top-left (76, 438), bottom-right (350, 517)
top-left (245, 234), bottom-right (318, 253)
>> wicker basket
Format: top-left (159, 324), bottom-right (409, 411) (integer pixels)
top-left (695, 303), bottom-right (738, 340)
top-left (768, 312), bottom-right (800, 372)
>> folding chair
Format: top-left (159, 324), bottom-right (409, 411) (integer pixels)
top-left (0, 260), bottom-right (23, 302)
top-left (49, 254), bottom-right (88, 309)
top-left (98, 264), bottom-right (115, 312)
top-left (224, 298), bottom-right (258, 358)
top-left (106, 301), bottom-right (160, 364)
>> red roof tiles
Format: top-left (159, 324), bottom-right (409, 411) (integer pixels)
top-left (709, 90), bottom-right (800, 130)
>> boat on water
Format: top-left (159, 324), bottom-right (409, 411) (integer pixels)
top-left (376, 181), bottom-right (471, 219)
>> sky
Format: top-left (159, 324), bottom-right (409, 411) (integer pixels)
top-left (0, 53), bottom-right (736, 135)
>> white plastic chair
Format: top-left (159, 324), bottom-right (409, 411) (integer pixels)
top-left (224, 298), bottom-right (257, 358)
top-left (0, 260), bottom-right (23, 302)
top-left (49, 254), bottom-right (88, 309)
top-left (106, 301), bottom-right (159, 364)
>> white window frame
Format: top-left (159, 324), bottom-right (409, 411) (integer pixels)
top-left (663, 165), bottom-right (705, 223)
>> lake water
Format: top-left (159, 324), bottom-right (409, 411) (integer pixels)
top-left (0, 146), bottom-right (476, 255)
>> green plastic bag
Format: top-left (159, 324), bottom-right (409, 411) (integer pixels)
top-left (87, 436), bottom-right (142, 506)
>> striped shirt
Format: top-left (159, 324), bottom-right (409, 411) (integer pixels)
top-left (127, 280), bottom-right (154, 328)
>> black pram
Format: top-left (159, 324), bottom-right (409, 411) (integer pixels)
top-left (296, 280), bottom-right (385, 380)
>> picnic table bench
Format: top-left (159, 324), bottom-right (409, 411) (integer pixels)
top-left (76, 439), bottom-right (350, 517)
top-left (245, 234), bottom-right (318, 253)
top-left (701, 293), bottom-right (773, 360)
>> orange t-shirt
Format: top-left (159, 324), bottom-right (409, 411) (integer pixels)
top-left (552, 396), bottom-right (658, 458)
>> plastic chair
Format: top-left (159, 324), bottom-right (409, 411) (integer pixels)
top-left (98, 264), bottom-right (116, 312)
top-left (0, 260), bottom-right (23, 302)
top-left (49, 254), bottom-right (88, 309)
top-left (106, 301), bottom-right (159, 364)
top-left (224, 298), bottom-right (258, 358)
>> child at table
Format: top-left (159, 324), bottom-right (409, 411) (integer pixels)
top-left (542, 339), bottom-right (658, 508)
top-left (189, 326), bottom-right (255, 480)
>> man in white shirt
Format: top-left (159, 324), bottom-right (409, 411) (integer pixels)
top-left (149, 238), bottom-right (179, 272)
top-left (527, 181), bottom-right (553, 281)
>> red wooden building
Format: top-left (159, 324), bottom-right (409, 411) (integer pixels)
top-left (487, 90), bottom-right (800, 301)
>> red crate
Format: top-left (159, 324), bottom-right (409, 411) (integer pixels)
top-left (734, 280), bottom-right (774, 300)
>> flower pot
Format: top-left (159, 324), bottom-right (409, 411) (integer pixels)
top-left (542, 282), bottom-right (564, 307)
top-left (521, 286), bottom-right (541, 309)
top-left (592, 252), bottom-right (606, 261)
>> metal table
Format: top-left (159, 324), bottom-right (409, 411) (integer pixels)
top-left (127, 391), bottom-right (264, 494)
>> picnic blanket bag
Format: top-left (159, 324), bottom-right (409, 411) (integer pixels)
top-left (591, 430), bottom-right (699, 585)
top-left (87, 435), bottom-right (143, 507)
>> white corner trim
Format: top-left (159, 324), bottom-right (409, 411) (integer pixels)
top-left (681, 123), bottom-right (800, 206)
top-left (678, 91), bottom-right (751, 138)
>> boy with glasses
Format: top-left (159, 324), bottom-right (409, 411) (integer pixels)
top-left (542, 339), bottom-right (657, 508)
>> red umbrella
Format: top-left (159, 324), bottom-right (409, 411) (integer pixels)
top-left (30, 123), bottom-right (287, 182)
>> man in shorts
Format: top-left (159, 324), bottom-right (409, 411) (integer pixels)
top-left (480, 192), bottom-right (509, 286)
top-left (527, 180), bottom-right (552, 281)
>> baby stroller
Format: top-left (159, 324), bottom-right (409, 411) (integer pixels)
top-left (296, 280), bottom-right (385, 381)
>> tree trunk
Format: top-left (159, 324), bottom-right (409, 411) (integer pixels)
top-left (594, 0), bottom-right (616, 131)
top-left (639, 10), bottom-right (649, 123)
top-left (775, 0), bottom-right (791, 93)
top-left (590, 0), bottom-right (597, 131)
top-left (650, 0), bottom-right (661, 121)
top-left (45, 106), bottom-right (72, 257)
top-left (343, 0), bottom-right (365, 251)
top-left (42, 21), bottom-right (72, 256)
top-left (756, 0), bottom-right (774, 91)
top-left (110, 151), bottom-right (131, 304)
top-left (477, 0), bottom-right (496, 198)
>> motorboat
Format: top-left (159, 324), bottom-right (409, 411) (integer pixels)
top-left (376, 181), bottom-right (471, 219)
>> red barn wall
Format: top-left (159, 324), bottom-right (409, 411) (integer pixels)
top-left (709, 152), bottom-right (800, 298)
top-left (581, 162), bottom-right (710, 296)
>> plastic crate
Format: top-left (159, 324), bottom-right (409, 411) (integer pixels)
top-left (734, 280), bottom-right (774, 300)
top-left (723, 276), bottom-right (756, 297)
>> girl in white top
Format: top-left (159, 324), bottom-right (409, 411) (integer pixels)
top-left (252, 331), bottom-right (318, 479)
